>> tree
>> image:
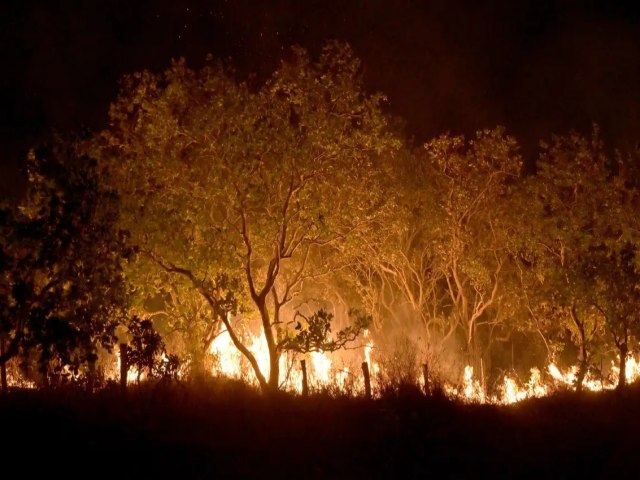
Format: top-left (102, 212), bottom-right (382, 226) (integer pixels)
top-left (584, 151), bottom-right (640, 389)
top-left (347, 146), bottom-right (447, 375)
top-left (124, 252), bottom-right (226, 378)
top-left (0, 140), bottom-right (132, 388)
top-left (522, 129), bottom-right (612, 392)
top-left (588, 242), bottom-right (640, 389)
top-left (126, 315), bottom-right (181, 382)
top-left (425, 128), bottom-right (523, 372)
top-left (96, 42), bottom-right (400, 392)
top-left (348, 129), bottom-right (524, 385)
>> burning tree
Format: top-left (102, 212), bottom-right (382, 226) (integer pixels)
top-left (521, 129), bottom-right (622, 392)
top-left (349, 147), bottom-right (443, 334)
top-left (95, 42), bottom-right (400, 392)
top-left (581, 149), bottom-right (640, 389)
top-left (589, 242), bottom-right (640, 389)
top-left (425, 129), bottom-right (522, 373)
top-left (348, 130), bottom-right (524, 385)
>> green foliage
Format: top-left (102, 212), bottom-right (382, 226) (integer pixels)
top-left (280, 308), bottom-right (371, 354)
top-left (511, 127), bottom-right (640, 388)
top-left (5, 43), bottom-right (640, 395)
top-left (426, 128), bottom-right (523, 361)
top-left (94, 41), bottom-right (399, 390)
top-left (0, 139), bottom-right (133, 380)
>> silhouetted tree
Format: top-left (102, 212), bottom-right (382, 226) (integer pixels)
top-left (0, 140), bottom-right (132, 387)
top-left (126, 315), bottom-right (181, 381)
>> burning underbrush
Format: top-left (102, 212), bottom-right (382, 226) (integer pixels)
top-left (202, 327), bottom-right (640, 403)
top-left (6, 327), bottom-right (639, 407)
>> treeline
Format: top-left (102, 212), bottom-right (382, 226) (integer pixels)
top-left (1, 42), bottom-right (639, 394)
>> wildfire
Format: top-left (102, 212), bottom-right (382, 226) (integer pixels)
top-left (207, 326), bottom-right (640, 403)
top-left (114, 348), bottom-right (142, 384)
top-left (7, 328), bottom-right (640, 404)
top-left (445, 366), bottom-right (486, 403)
top-left (6, 370), bottom-right (36, 389)
top-left (209, 328), bottom-right (376, 394)
top-left (363, 330), bottom-right (380, 377)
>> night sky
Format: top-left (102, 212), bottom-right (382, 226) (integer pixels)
top-left (2, 0), bottom-right (640, 195)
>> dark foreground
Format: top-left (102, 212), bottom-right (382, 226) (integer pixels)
top-left (0, 380), bottom-right (637, 479)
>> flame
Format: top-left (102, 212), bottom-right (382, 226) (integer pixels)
top-left (209, 328), bottom-right (376, 394)
top-left (445, 365), bottom-right (486, 403)
top-left (547, 363), bottom-right (603, 392)
top-left (9, 321), bottom-right (640, 404)
top-left (363, 330), bottom-right (380, 377)
top-left (114, 348), bottom-right (142, 383)
top-left (446, 354), bottom-right (640, 405)
top-left (310, 351), bottom-right (332, 384)
top-left (6, 370), bottom-right (36, 389)
top-left (497, 368), bottom-right (548, 404)
top-left (335, 367), bottom-right (350, 390)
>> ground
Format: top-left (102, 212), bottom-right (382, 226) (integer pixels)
top-left (0, 379), bottom-right (636, 479)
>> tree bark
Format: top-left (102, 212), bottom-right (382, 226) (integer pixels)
top-left (120, 343), bottom-right (128, 394)
top-left (575, 358), bottom-right (586, 394)
top-left (0, 332), bottom-right (21, 367)
top-left (617, 343), bottom-right (628, 390)
top-left (571, 306), bottom-right (587, 393)
top-left (256, 298), bottom-right (280, 392)
top-left (267, 341), bottom-right (280, 391)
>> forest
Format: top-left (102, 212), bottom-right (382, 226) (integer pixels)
top-left (2, 42), bottom-right (640, 404)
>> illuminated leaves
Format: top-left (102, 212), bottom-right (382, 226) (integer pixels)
top-left (280, 308), bottom-right (371, 354)
top-left (513, 127), bottom-right (640, 388)
top-left (426, 129), bottom-right (523, 356)
top-left (95, 42), bottom-right (399, 389)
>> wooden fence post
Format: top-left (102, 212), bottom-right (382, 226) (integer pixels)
top-left (362, 361), bottom-right (372, 400)
top-left (301, 359), bottom-right (309, 397)
top-left (120, 343), bottom-right (128, 394)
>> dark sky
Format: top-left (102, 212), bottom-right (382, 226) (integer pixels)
top-left (2, 0), bottom-right (640, 195)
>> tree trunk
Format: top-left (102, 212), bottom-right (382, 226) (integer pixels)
top-left (617, 343), bottom-right (628, 390)
top-left (575, 359), bottom-right (586, 394)
top-left (468, 326), bottom-right (486, 381)
top-left (267, 349), bottom-right (280, 392)
top-left (257, 298), bottom-right (279, 392)
top-left (575, 334), bottom-right (588, 393)
top-left (574, 338), bottom-right (588, 393)
top-left (119, 343), bottom-right (128, 394)
top-left (571, 307), bottom-right (587, 393)
top-left (188, 343), bottom-right (207, 379)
